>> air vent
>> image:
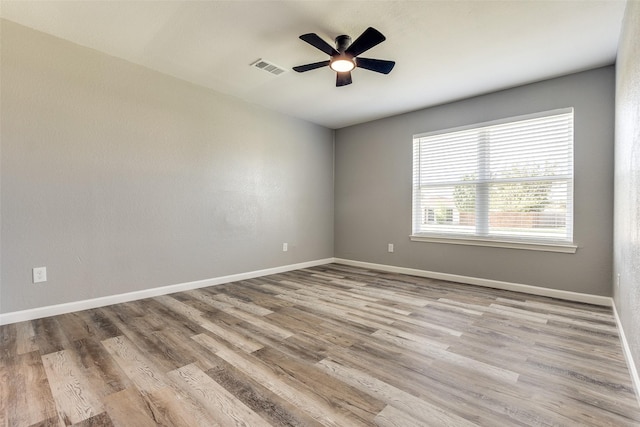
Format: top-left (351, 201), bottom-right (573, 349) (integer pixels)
top-left (250, 59), bottom-right (287, 76)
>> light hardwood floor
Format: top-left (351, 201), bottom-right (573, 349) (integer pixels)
top-left (1, 264), bottom-right (639, 426)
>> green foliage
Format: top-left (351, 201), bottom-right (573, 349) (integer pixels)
top-left (453, 164), bottom-right (555, 213)
top-left (435, 207), bottom-right (453, 224)
top-left (453, 178), bottom-right (476, 213)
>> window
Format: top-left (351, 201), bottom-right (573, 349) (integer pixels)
top-left (412, 108), bottom-right (575, 252)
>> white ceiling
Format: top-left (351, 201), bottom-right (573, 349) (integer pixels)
top-left (0, 1), bottom-right (627, 129)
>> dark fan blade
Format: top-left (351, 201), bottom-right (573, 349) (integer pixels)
top-left (355, 57), bottom-right (395, 74)
top-left (293, 60), bottom-right (330, 73)
top-left (336, 71), bottom-right (352, 87)
top-left (299, 33), bottom-right (339, 56)
top-left (345, 27), bottom-right (386, 57)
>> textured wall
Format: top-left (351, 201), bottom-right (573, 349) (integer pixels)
top-left (613, 0), bottom-right (640, 383)
top-left (335, 67), bottom-right (615, 296)
top-left (0, 21), bottom-right (334, 313)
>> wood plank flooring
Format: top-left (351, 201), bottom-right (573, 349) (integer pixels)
top-left (1, 263), bottom-right (639, 426)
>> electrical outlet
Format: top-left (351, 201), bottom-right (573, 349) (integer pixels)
top-left (388, 243), bottom-right (394, 253)
top-left (617, 273), bottom-right (621, 288)
top-left (282, 243), bottom-right (288, 252)
top-left (33, 267), bottom-right (47, 283)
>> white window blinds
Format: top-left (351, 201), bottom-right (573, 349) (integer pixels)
top-left (412, 108), bottom-right (574, 245)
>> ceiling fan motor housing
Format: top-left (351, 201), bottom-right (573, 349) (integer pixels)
top-left (331, 35), bottom-right (355, 71)
top-left (335, 35), bottom-right (352, 53)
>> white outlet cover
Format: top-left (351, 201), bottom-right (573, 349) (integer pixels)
top-left (33, 266), bottom-right (47, 283)
top-left (388, 243), bottom-right (394, 253)
top-left (282, 243), bottom-right (288, 252)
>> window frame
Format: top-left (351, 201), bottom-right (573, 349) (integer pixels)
top-left (411, 108), bottom-right (577, 253)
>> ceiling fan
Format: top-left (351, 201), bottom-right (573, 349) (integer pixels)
top-left (292, 27), bottom-right (395, 87)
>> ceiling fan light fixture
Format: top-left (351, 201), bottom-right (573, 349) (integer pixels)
top-left (330, 57), bottom-right (355, 72)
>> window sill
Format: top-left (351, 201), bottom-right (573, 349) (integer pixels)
top-left (410, 235), bottom-right (577, 253)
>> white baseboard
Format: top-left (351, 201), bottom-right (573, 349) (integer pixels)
top-left (0, 256), bottom-right (612, 319)
top-left (333, 258), bottom-right (612, 307)
top-left (0, 258), bottom-right (334, 325)
top-left (612, 303), bottom-right (640, 408)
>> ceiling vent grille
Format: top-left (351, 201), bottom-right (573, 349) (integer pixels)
top-left (250, 59), bottom-right (287, 76)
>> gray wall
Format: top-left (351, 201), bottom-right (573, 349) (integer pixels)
top-left (614, 0), bottom-right (640, 380)
top-left (0, 20), bottom-right (334, 314)
top-left (335, 67), bottom-right (615, 296)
